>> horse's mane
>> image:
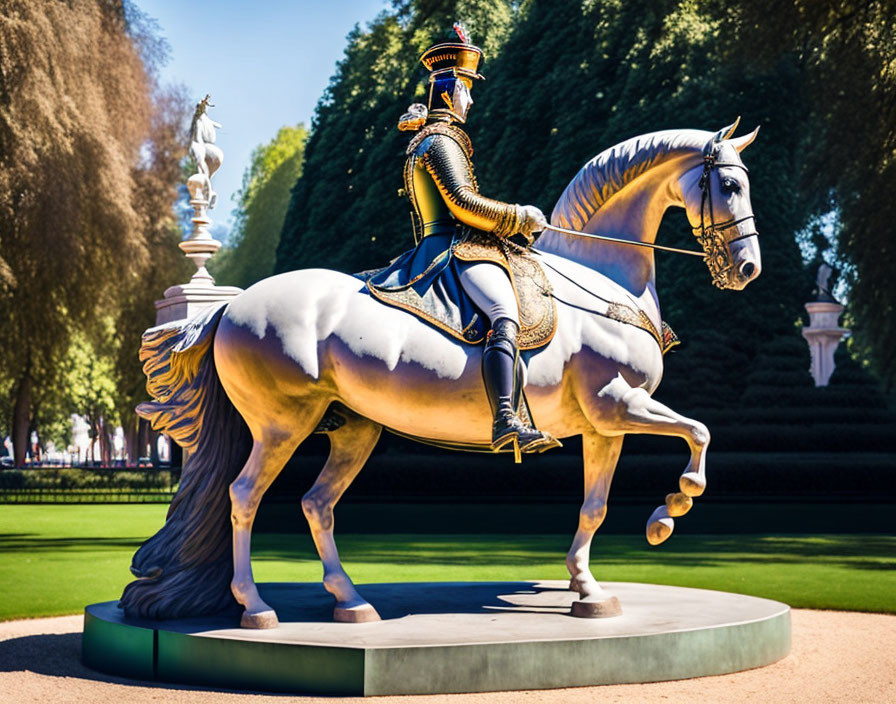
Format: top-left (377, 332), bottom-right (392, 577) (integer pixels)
top-left (551, 129), bottom-right (711, 231)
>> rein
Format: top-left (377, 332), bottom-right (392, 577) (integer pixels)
top-left (541, 223), bottom-right (705, 258)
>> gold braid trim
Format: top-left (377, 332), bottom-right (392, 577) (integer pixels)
top-left (406, 121), bottom-right (473, 158)
top-left (418, 133), bottom-right (521, 237)
top-left (403, 150), bottom-right (424, 244)
top-left (606, 303), bottom-right (679, 355)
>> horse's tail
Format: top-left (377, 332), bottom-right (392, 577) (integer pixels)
top-left (119, 303), bottom-right (252, 619)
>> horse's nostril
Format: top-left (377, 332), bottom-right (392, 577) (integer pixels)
top-left (740, 261), bottom-right (756, 279)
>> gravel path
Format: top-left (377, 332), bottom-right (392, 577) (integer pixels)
top-left (1, 610), bottom-right (894, 703)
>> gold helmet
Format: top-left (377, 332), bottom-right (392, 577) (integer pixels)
top-left (420, 22), bottom-right (484, 82)
top-left (422, 23), bottom-right (483, 123)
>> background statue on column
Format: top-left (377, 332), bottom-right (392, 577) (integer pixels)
top-left (155, 94), bottom-right (241, 327)
top-left (802, 261), bottom-right (849, 386)
top-left (187, 95), bottom-right (223, 209)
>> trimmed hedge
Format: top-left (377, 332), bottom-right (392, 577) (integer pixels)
top-left (269, 450), bottom-right (896, 502)
top-left (0, 468), bottom-right (178, 491)
top-left (0, 468), bottom-right (180, 502)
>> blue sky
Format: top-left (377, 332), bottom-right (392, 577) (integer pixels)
top-left (136, 0), bottom-right (387, 240)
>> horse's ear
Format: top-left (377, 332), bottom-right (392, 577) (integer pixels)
top-left (728, 125), bottom-right (760, 153)
top-left (717, 116), bottom-right (741, 142)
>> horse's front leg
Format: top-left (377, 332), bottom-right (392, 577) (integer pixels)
top-left (590, 375), bottom-right (710, 546)
top-left (566, 431), bottom-right (624, 617)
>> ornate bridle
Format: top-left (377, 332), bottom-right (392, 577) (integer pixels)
top-left (694, 140), bottom-right (757, 289)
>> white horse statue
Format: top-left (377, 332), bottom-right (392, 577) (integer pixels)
top-left (187, 95), bottom-right (223, 208)
top-left (121, 120), bottom-right (761, 629)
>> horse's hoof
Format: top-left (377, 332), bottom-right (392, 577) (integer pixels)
top-left (665, 491), bottom-right (693, 517)
top-left (570, 596), bottom-right (622, 618)
top-left (334, 603), bottom-right (381, 623)
top-left (679, 472), bottom-right (706, 497)
top-left (646, 505), bottom-right (674, 545)
top-left (240, 609), bottom-right (279, 629)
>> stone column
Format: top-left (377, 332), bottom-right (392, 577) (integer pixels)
top-left (802, 301), bottom-right (849, 387)
top-left (154, 95), bottom-right (241, 326)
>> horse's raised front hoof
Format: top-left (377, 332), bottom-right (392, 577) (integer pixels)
top-left (570, 595), bottom-right (622, 618)
top-left (646, 505), bottom-right (674, 546)
top-left (679, 471), bottom-right (706, 497)
top-left (334, 603), bottom-right (381, 623)
top-left (240, 609), bottom-right (279, 629)
top-left (665, 491), bottom-right (693, 517)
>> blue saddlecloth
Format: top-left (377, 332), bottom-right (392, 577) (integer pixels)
top-left (360, 233), bottom-right (487, 344)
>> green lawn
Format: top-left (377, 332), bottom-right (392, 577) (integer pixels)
top-left (1, 504), bottom-right (893, 621)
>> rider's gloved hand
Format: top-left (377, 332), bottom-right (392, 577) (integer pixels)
top-left (517, 205), bottom-right (547, 245)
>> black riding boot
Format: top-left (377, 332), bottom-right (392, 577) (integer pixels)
top-left (482, 318), bottom-right (556, 456)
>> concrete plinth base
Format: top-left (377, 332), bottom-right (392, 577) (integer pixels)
top-left (82, 581), bottom-right (790, 696)
top-left (154, 281), bottom-right (242, 326)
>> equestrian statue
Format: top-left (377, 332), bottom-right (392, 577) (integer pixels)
top-left (120, 25), bottom-right (762, 628)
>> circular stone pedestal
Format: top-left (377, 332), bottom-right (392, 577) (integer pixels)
top-left (82, 581), bottom-right (790, 696)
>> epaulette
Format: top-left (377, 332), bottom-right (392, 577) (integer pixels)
top-left (406, 122), bottom-right (473, 158)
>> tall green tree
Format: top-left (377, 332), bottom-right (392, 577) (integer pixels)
top-left (0, 0), bottom-right (151, 464)
top-left (716, 0), bottom-right (896, 386)
top-left (0, 0), bottom-right (188, 464)
top-left (66, 325), bottom-right (121, 465)
top-left (212, 124), bottom-right (308, 289)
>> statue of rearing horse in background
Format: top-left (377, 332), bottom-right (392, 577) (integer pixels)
top-left (121, 119), bottom-right (761, 629)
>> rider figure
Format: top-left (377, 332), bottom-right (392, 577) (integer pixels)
top-left (379, 24), bottom-right (559, 456)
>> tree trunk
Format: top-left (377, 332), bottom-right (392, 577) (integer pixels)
top-left (125, 419), bottom-right (138, 466)
top-left (28, 413), bottom-right (40, 464)
top-left (149, 428), bottom-right (160, 467)
top-left (99, 419), bottom-right (112, 466)
top-left (169, 439), bottom-right (183, 469)
top-left (89, 418), bottom-right (98, 465)
top-left (138, 417), bottom-right (150, 463)
top-left (12, 373), bottom-right (32, 467)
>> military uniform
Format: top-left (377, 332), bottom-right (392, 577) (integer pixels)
top-left (367, 25), bottom-right (560, 457)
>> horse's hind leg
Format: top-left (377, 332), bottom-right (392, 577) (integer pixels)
top-left (302, 408), bottom-right (382, 623)
top-left (231, 421), bottom-right (320, 629)
top-left (567, 431), bottom-right (624, 617)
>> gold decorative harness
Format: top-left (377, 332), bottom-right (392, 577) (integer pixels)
top-left (530, 252), bottom-right (680, 355)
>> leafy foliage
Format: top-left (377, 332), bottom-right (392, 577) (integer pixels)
top-left (0, 0), bottom-right (190, 463)
top-left (715, 0), bottom-right (896, 386)
top-left (211, 125), bottom-right (308, 289)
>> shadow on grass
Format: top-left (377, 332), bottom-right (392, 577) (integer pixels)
top-left (249, 534), bottom-right (896, 573)
top-left (2, 532), bottom-right (893, 574)
top-left (0, 534), bottom-right (145, 552)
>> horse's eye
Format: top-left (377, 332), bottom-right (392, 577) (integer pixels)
top-left (720, 177), bottom-right (739, 195)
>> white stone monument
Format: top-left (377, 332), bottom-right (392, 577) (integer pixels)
top-left (155, 95), bottom-right (241, 325)
top-left (802, 263), bottom-right (849, 386)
